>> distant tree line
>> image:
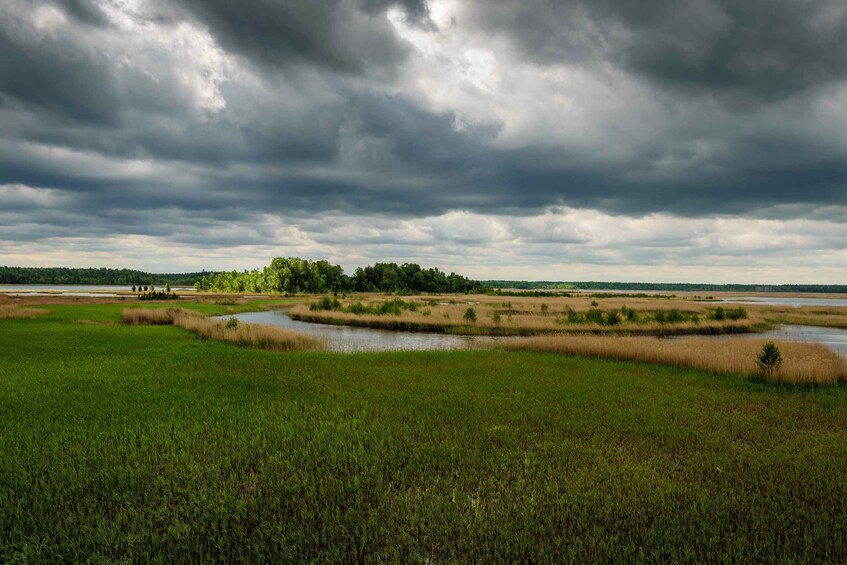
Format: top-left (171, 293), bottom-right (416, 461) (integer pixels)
top-left (483, 280), bottom-right (847, 294)
top-left (0, 266), bottom-right (214, 286)
top-left (196, 257), bottom-right (487, 294)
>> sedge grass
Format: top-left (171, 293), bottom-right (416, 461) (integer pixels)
top-left (2, 306), bottom-right (847, 561)
top-left (505, 335), bottom-right (847, 385)
top-left (0, 305), bottom-right (49, 319)
top-left (122, 307), bottom-right (321, 351)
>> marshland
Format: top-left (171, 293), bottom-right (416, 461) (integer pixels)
top-left (3, 265), bottom-right (847, 561)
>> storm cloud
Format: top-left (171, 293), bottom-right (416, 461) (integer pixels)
top-left (0, 0), bottom-right (845, 280)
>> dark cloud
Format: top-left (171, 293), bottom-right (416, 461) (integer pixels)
top-left (51, 0), bottom-right (109, 27)
top-left (167, 0), bottom-right (421, 74)
top-left (466, 0), bottom-right (847, 104)
top-left (1, 0), bottom-right (847, 271)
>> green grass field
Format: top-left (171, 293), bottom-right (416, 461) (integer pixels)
top-left (2, 303), bottom-right (847, 561)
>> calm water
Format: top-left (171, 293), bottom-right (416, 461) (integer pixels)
top-left (0, 284), bottom-right (192, 297)
top-left (678, 325), bottom-right (847, 358)
top-left (715, 297), bottom-right (847, 307)
top-left (219, 310), bottom-right (502, 353)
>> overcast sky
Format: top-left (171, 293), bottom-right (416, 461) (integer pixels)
top-left (2, 0), bottom-right (846, 282)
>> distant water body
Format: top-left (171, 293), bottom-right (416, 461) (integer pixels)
top-left (0, 284), bottom-right (192, 297)
top-left (716, 297), bottom-right (847, 308)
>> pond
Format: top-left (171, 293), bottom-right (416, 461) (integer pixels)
top-left (219, 310), bottom-right (503, 353)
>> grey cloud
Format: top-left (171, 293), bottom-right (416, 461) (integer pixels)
top-left (466, 0), bottom-right (847, 104)
top-left (167, 0), bottom-right (420, 75)
top-left (0, 0), bottom-right (846, 263)
top-left (51, 0), bottom-right (109, 27)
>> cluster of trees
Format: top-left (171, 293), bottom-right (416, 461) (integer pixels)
top-left (0, 266), bottom-right (212, 286)
top-left (196, 257), bottom-right (486, 295)
top-left (350, 262), bottom-right (484, 294)
top-left (195, 258), bottom-right (347, 294)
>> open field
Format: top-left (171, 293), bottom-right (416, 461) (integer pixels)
top-left (2, 301), bottom-right (847, 561)
top-left (506, 335), bottom-right (847, 385)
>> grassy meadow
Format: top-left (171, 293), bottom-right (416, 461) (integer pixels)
top-left (2, 300), bottom-right (847, 561)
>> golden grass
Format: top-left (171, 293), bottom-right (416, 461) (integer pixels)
top-left (750, 304), bottom-right (847, 330)
top-left (122, 308), bottom-right (322, 351)
top-left (289, 294), bottom-right (766, 336)
top-left (504, 335), bottom-right (847, 385)
top-left (0, 305), bottom-right (49, 319)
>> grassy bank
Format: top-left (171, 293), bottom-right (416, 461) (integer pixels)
top-left (2, 303), bottom-right (847, 561)
top-left (123, 308), bottom-right (322, 351)
top-left (505, 335), bottom-right (847, 385)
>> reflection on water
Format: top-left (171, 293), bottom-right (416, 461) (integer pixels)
top-left (218, 310), bottom-right (503, 353)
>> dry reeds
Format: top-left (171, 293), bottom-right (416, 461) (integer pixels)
top-left (288, 297), bottom-right (764, 336)
top-left (122, 308), bottom-right (321, 351)
top-left (0, 305), bottom-right (49, 319)
top-left (504, 335), bottom-right (847, 385)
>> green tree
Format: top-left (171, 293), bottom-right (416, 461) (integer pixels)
top-left (756, 342), bottom-right (783, 380)
top-left (463, 307), bottom-right (477, 323)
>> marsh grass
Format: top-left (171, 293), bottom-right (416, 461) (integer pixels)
top-left (122, 308), bottom-right (321, 351)
top-left (291, 294), bottom-right (765, 336)
top-left (0, 305), bottom-right (49, 319)
top-left (505, 335), bottom-right (847, 385)
top-left (3, 303), bottom-right (847, 561)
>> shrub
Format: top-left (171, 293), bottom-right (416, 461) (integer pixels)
top-left (756, 341), bottom-right (783, 380)
top-left (606, 311), bottom-right (621, 326)
top-left (667, 309), bottom-right (685, 323)
top-left (310, 297), bottom-right (342, 311)
top-left (226, 317), bottom-right (239, 329)
top-left (463, 307), bottom-right (477, 323)
top-left (586, 308), bottom-right (605, 325)
top-left (727, 307), bottom-right (748, 320)
top-left (492, 311), bottom-right (502, 325)
top-left (540, 303), bottom-right (549, 313)
top-left (710, 307), bottom-right (726, 321)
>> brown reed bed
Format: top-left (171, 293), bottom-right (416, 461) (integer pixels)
top-left (289, 296), bottom-right (767, 337)
top-left (504, 335), bottom-right (847, 385)
top-left (122, 308), bottom-right (322, 351)
top-left (0, 305), bottom-right (49, 319)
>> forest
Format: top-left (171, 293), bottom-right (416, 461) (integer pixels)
top-left (0, 267), bottom-right (212, 286)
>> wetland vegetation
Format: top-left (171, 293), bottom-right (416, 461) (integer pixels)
top-left (2, 280), bottom-right (847, 561)
top-left (2, 299), bottom-right (847, 561)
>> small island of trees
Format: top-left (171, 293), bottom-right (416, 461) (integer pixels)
top-left (194, 257), bottom-right (487, 295)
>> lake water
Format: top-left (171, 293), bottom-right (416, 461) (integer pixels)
top-left (675, 325), bottom-right (847, 358)
top-left (715, 297), bottom-right (847, 308)
top-left (218, 310), bottom-right (503, 353)
top-left (0, 284), bottom-right (193, 297)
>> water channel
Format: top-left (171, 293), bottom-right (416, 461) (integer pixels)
top-left (221, 310), bottom-right (504, 353)
top-left (222, 311), bottom-right (847, 357)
